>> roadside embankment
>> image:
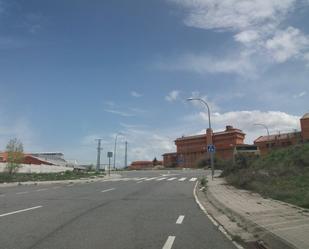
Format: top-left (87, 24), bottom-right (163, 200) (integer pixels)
top-left (197, 175), bottom-right (309, 249)
top-left (222, 143), bottom-right (309, 208)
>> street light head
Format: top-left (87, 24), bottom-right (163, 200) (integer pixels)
top-left (186, 97), bottom-right (194, 101)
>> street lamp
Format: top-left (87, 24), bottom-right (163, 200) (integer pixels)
top-left (187, 97), bottom-right (215, 180)
top-left (113, 132), bottom-right (124, 170)
top-left (254, 123), bottom-right (271, 149)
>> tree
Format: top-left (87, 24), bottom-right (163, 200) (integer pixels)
top-left (5, 138), bottom-right (24, 174)
top-left (152, 157), bottom-right (158, 166)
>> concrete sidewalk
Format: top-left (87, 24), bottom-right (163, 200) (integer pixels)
top-left (206, 176), bottom-right (309, 249)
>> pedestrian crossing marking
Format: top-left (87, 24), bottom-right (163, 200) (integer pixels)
top-left (145, 177), bottom-right (158, 181)
top-left (104, 176), bottom-right (198, 183)
top-left (156, 177), bottom-right (167, 181)
top-left (167, 177), bottom-right (177, 181)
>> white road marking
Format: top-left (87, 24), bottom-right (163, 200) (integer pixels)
top-left (176, 215), bottom-right (185, 224)
top-left (0, 206), bottom-right (42, 218)
top-left (136, 181), bottom-right (144, 184)
top-left (120, 178), bottom-right (130, 181)
top-left (167, 177), bottom-right (177, 181)
top-left (193, 182), bottom-right (244, 249)
top-left (178, 177), bottom-right (186, 181)
top-left (189, 178), bottom-right (197, 182)
top-left (101, 188), bottom-right (115, 193)
top-left (16, 191), bottom-right (29, 195)
top-left (136, 177), bottom-right (147, 181)
top-left (36, 188), bottom-right (48, 192)
top-left (156, 177), bottom-right (167, 181)
top-left (145, 177), bottom-right (157, 181)
top-left (162, 236), bottom-right (176, 249)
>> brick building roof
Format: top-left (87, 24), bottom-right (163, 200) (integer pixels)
top-left (254, 132), bottom-right (301, 143)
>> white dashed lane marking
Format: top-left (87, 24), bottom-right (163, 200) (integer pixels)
top-left (189, 178), bottom-right (197, 182)
top-left (162, 236), bottom-right (176, 249)
top-left (36, 188), bottom-right (48, 192)
top-left (0, 206), bottom-right (43, 218)
top-left (16, 192), bottom-right (29, 195)
top-left (176, 215), bottom-right (185, 224)
top-left (178, 177), bottom-right (186, 181)
top-left (101, 188), bottom-right (115, 193)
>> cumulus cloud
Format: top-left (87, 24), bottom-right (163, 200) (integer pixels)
top-left (265, 27), bottom-right (309, 63)
top-left (130, 91), bottom-right (142, 98)
top-left (165, 90), bottom-right (180, 102)
top-left (167, 0), bottom-right (309, 76)
top-left (185, 110), bottom-right (300, 143)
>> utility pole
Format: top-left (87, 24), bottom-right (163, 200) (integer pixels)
top-left (95, 139), bottom-right (103, 172)
top-left (113, 132), bottom-right (124, 170)
top-left (124, 141), bottom-right (128, 168)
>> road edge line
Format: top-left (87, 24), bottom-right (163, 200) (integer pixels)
top-left (193, 181), bottom-right (244, 249)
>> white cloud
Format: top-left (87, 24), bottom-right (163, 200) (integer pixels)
top-left (170, 0), bottom-right (295, 31)
top-left (104, 109), bottom-right (135, 117)
top-left (130, 91), bottom-right (142, 98)
top-left (293, 91), bottom-right (307, 98)
top-left (161, 51), bottom-right (256, 76)
top-left (265, 27), bottom-right (309, 63)
top-left (185, 110), bottom-right (300, 143)
top-left (167, 0), bottom-right (309, 76)
top-left (165, 90), bottom-right (181, 102)
top-left (0, 117), bottom-right (40, 152)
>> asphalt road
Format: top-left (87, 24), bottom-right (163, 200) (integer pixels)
top-left (0, 169), bottom-right (236, 249)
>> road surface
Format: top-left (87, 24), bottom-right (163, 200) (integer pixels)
top-left (0, 170), bottom-right (236, 249)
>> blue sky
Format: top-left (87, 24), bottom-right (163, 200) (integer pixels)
top-left (0, 0), bottom-right (308, 165)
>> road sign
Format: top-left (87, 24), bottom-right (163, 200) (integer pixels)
top-left (207, 145), bottom-right (216, 153)
top-left (107, 152), bottom-right (113, 158)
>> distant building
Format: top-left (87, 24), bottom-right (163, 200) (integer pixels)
top-left (163, 125), bottom-right (245, 168)
top-left (31, 153), bottom-right (67, 166)
top-left (301, 113), bottom-right (309, 142)
top-left (161, 152), bottom-right (178, 168)
top-left (0, 152), bottom-right (54, 165)
top-left (254, 113), bottom-right (309, 155)
top-left (129, 161), bottom-right (154, 170)
top-left (0, 152), bottom-right (71, 166)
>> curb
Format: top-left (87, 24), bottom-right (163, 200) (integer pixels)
top-left (0, 174), bottom-right (122, 188)
top-left (193, 182), bottom-right (244, 249)
top-left (206, 182), bottom-right (298, 249)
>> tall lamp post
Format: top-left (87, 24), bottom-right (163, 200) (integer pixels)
top-left (254, 123), bottom-right (271, 149)
top-left (113, 132), bottom-right (124, 170)
top-left (187, 97), bottom-right (215, 180)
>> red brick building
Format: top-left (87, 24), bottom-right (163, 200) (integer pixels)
top-left (254, 113), bottom-right (309, 155)
top-left (129, 161), bottom-right (154, 170)
top-left (0, 152), bottom-right (54, 165)
top-left (163, 125), bottom-right (245, 168)
top-left (301, 113), bottom-right (309, 142)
